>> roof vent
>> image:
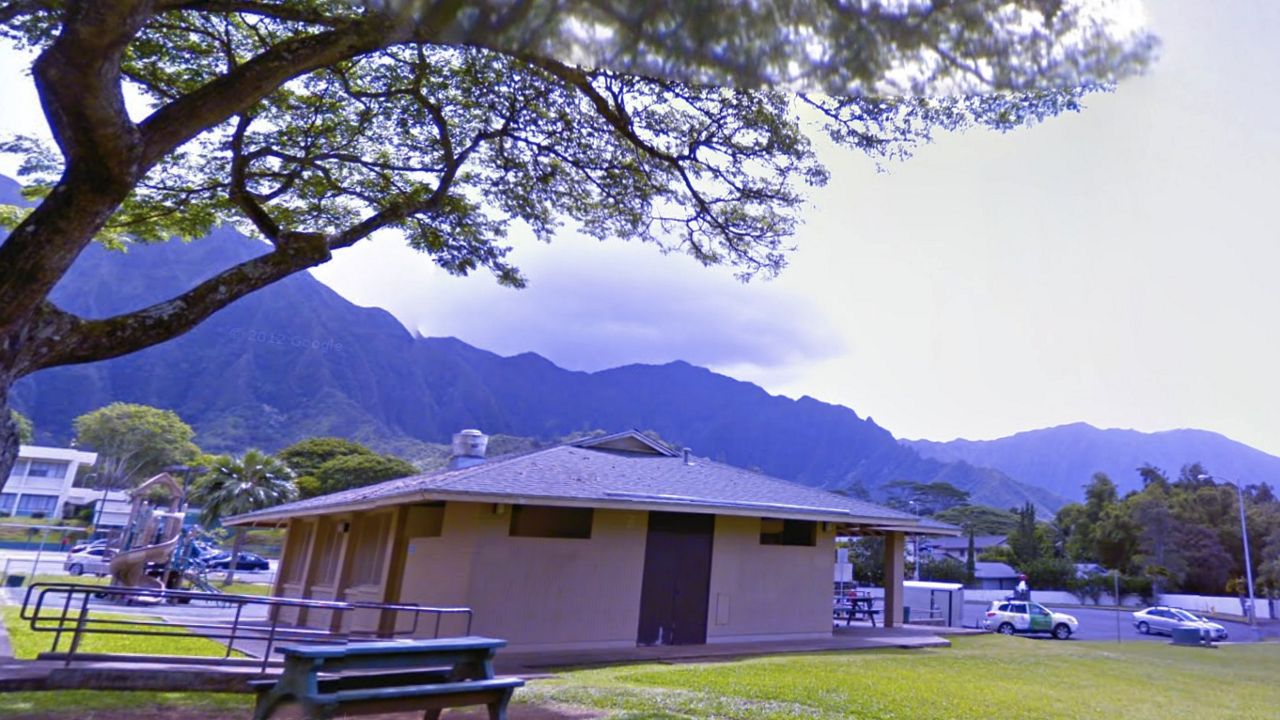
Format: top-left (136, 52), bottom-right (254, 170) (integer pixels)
top-left (682, 448), bottom-right (692, 465)
top-left (449, 429), bottom-right (488, 470)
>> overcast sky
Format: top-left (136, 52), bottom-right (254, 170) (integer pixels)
top-left (3, 1), bottom-right (1279, 456)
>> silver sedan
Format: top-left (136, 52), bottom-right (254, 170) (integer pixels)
top-left (1132, 606), bottom-right (1228, 640)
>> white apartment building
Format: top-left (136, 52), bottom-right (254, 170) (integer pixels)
top-left (1, 445), bottom-right (99, 520)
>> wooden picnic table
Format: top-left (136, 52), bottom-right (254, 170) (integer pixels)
top-left (251, 636), bottom-right (524, 720)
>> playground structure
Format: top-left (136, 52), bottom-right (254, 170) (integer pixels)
top-left (105, 472), bottom-right (225, 596)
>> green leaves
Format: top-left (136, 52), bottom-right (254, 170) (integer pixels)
top-left (9, 409), bottom-right (32, 444)
top-left (0, 1), bottom-right (1159, 285)
top-left (278, 436), bottom-right (416, 498)
top-left (72, 402), bottom-right (201, 486)
top-left (191, 449), bottom-right (298, 526)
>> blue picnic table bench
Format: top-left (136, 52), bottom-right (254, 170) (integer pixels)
top-left (251, 636), bottom-right (524, 720)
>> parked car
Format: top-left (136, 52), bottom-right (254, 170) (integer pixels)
top-left (984, 600), bottom-right (1078, 640)
top-left (68, 538), bottom-right (109, 555)
top-left (186, 542), bottom-right (224, 562)
top-left (205, 551), bottom-right (270, 572)
top-left (64, 546), bottom-right (114, 576)
top-left (1132, 606), bottom-right (1228, 641)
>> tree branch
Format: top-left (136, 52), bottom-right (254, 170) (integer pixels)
top-left (160, 0), bottom-right (349, 27)
top-left (26, 236), bottom-right (334, 371)
top-left (137, 18), bottom-right (396, 169)
top-left (228, 114), bottom-right (281, 240)
top-left (0, 0), bottom-right (52, 24)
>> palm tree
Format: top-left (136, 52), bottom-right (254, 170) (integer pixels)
top-left (190, 449), bottom-right (296, 586)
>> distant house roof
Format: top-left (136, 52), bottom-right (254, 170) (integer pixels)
top-left (229, 430), bottom-right (959, 535)
top-left (974, 562), bottom-right (1019, 580)
top-left (929, 534), bottom-right (1007, 552)
top-left (1074, 562), bottom-right (1106, 577)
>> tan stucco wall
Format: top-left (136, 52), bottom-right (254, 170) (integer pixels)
top-left (705, 515), bottom-right (835, 642)
top-left (398, 502), bottom-right (650, 649)
top-left (275, 502), bottom-right (840, 649)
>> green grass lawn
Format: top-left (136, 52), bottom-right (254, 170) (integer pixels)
top-left (1, 630), bottom-right (1275, 719)
top-left (0, 690), bottom-right (251, 718)
top-left (528, 635), bottom-right (1280, 720)
top-left (2, 606), bottom-right (241, 660)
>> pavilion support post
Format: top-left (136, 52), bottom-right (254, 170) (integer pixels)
top-left (882, 532), bottom-right (906, 628)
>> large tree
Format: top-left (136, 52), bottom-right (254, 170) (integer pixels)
top-left (0, 1), bottom-right (1157, 478)
top-left (277, 436), bottom-right (377, 478)
top-left (73, 401), bottom-right (201, 489)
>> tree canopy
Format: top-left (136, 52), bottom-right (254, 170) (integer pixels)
top-left (883, 479), bottom-right (970, 516)
top-left (1054, 464), bottom-right (1280, 597)
top-left (277, 436), bottom-right (378, 479)
top-left (932, 503), bottom-right (1019, 535)
top-left (310, 452), bottom-right (419, 497)
top-left (72, 402), bottom-right (201, 488)
top-left (278, 436), bottom-right (418, 497)
top-left (0, 1), bottom-right (1157, 480)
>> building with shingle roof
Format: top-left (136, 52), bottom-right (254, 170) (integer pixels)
top-left (230, 429), bottom-right (956, 650)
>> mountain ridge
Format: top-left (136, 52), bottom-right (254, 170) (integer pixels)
top-left (906, 422), bottom-right (1280, 498)
top-left (9, 220), bottom-right (1067, 511)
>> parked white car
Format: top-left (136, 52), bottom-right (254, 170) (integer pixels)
top-left (64, 546), bottom-right (113, 576)
top-left (983, 600), bottom-right (1078, 640)
top-left (1132, 606), bottom-right (1228, 641)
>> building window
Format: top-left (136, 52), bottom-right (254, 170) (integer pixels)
top-left (15, 494), bottom-right (58, 517)
top-left (7, 460), bottom-right (28, 479)
top-left (509, 505), bottom-right (593, 539)
top-left (760, 518), bottom-right (816, 546)
top-left (24, 461), bottom-right (68, 479)
top-left (406, 503), bottom-right (445, 538)
top-left (0, 493), bottom-right (15, 514)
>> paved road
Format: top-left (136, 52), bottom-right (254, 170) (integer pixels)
top-left (962, 602), bottom-right (1267, 643)
top-left (1, 548), bottom-right (276, 580)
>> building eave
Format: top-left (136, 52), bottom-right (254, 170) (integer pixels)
top-left (227, 487), bottom-right (934, 533)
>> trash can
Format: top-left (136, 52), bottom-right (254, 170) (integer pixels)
top-left (4, 574), bottom-right (26, 588)
top-left (903, 607), bottom-right (911, 624)
top-left (1171, 627), bottom-right (1203, 646)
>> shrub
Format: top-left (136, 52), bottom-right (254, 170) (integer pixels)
top-left (1067, 573), bottom-right (1108, 605)
top-left (1019, 557), bottom-right (1075, 590)
top-left (1121, 574), bottom-right (1154, 603)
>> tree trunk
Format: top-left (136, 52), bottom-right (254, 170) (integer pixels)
top-left (0, 378), bottom-right (19, 486)
top-left (223, 527), bottom-right (245, 587)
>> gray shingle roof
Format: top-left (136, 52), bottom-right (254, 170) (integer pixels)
top-left (974, 561), bottom-right (1019, 579)
top-left (229, 431), bottom-right (951, 533)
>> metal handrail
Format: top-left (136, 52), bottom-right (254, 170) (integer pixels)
top-left (20, 582), bottom-right (474, 672)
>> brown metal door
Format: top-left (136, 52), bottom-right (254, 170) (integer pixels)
top-left (636, 512), bottom-right (715, 646)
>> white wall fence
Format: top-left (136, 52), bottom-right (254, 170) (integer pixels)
top-left (962, 587), bottom-right (1277, 620)
top-left (1159, 593), bottom-right (1277, 621)
top-left (964, 588), bottom-right (1151, 607)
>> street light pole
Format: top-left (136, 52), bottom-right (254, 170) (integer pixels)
top-left (907, 499), bottom-right (920, 581)
top-left (1200, 474), bottom-right (1259, 636)
top-left (1234, 482), bottom-right (1258, 629)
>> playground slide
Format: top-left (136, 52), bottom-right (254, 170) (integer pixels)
top-left (108, 534), bottom-right (182, 591)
